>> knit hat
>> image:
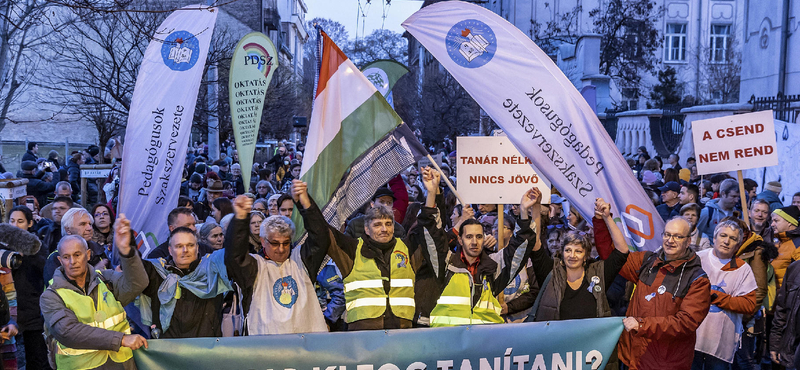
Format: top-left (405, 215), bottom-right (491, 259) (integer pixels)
top-left (774, 206), bottom-right (800, 227)
top-left (642, 170), bottom-right (658, 185)
top-left (20, 161), bottom-right (37, 171)
top-left (765, 181), bottom-right (782, 194)
top-left (679, 168), bottom-right (691, 182)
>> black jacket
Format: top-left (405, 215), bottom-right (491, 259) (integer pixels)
top-left (21, 150), bottom-right (37, 163)
top-left (299, 196), bottom-right (447, 330)
top-left (65, 159), bottom-right (81, 195)
top-left (224, 216), bottom-right (325, 317)
top-left (771, 259), bottom-right (800, 367)
top-left (443, 217), bottom-right (535, 308)
top-left (21, 172), bottom-right (56, 207)
top-left (141, 256), bottom-right (226, 338)
top-left (12, 231), bottom-right (48, 332)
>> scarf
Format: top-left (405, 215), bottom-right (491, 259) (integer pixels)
top-left (137, 249), bottom-right (232, 332)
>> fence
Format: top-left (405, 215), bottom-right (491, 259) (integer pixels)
top-left (650, 103), bottom-right (690, 156)
top-left (750, 93), bottom-right (800, 123)
top-left (0, 140), bottom-right (95, 175)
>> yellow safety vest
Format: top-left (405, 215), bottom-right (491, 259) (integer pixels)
top-left (343, 239), bottom-right (415, 322)
top-left (430, 268), bottom-right (504, 327)
top-left (54, 274), bottom-right (132, 370)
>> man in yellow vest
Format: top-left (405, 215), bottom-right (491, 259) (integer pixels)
top-left (40, 215), bottom-right (149, 370)
top-left (430, 187), bottom-right (540, 327)
top-left (295, 167), bottom-right (448, 330)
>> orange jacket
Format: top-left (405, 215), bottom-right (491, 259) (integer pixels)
top-left (618, 251), bottom-right (711, 370)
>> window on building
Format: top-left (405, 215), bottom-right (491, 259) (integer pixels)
top-left (622, 88), bottom-right (639, 111)
top-left (710, 24), bottom-right (731, 62)
top-left (664, 23), bottom-right (687, 62)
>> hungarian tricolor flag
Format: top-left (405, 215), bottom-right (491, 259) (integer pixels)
top-left (297, 29), bottom-right (403, 233)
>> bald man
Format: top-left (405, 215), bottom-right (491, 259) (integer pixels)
top-left (40, 217), bottom-right (148, 370)
top-left (617, 218), bottom-right (712, 370)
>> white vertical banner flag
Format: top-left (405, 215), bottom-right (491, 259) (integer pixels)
top-left (403, 1), bottom-right (664, 251)
top-left (120, 5), bottom-right (217, 251)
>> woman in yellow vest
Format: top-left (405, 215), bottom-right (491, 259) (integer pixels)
top-left (430, 187), bottom-right (541, 327)
top-left (40, 216), bottom-right (149, 370)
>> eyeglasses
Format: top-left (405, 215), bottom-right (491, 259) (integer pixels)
top-left (662, 232), bottom-right (689, 241)
top-left (267, 240), bottom-right (291, 247)
top-left (94, 212), bottom-right (110, 218)
top-left (547, 224), bottom-right (566, 230)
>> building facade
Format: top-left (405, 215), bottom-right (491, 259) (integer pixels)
top-left (484, 0), bottom-right (747, 108)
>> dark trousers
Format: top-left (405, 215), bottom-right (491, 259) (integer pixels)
top-left (693, 351), bottom-right (732, 370)
top-left (23, 330), bottom-right (52, 370)
top-left (734, 332), bottom-right (761, 370)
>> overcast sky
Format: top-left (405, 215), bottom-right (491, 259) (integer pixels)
top-left (304, 0), bottom-right (423, 39)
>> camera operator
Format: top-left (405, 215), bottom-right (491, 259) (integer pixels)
top-left (19, 161), bottom-right (59, 208)
top-left (5, 207), bottom-right (51, 370)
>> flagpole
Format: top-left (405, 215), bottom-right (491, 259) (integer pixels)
top-left (426, 154), bottom-right (466, 205)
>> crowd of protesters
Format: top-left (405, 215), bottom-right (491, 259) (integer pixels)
top-left (0, 138), bottom-right (799, 370)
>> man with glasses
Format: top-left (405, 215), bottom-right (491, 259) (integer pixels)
top-left (225, 195), bottom-right (328, 334)
top-left (617, 217), bottom-right (712, 370)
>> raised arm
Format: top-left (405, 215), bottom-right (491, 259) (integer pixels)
top-left (293, 179), bottom-right (359, 276)
top-left (108, 214), bottom-right (149, 305)
top-left (492, 187), bottom-right (541, 295)
top-left (225, 195), bottom-right (258, 290)
top-left (595, 198), bottom-right (629, 254)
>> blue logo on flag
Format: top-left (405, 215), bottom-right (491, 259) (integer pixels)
top-left (445, 19), bottom-right (497, 69)
top-left (273, 276), bottom-right (299, 308)
top-left (161, 30), bottom-right (201, 71)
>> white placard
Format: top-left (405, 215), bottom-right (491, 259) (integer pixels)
top-left (692, 110), bottom-right (778, 175)
top-left (81, 169), bottom-right (111, 179)
top-left (456, 136), bottom-right (551, 204)
top-left (0, 185), bottom-right (27, 199)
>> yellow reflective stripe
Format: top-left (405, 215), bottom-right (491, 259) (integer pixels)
top-left (430, 316), bottom-right (497, 326)
top-left (390, 278), bottom-right (414, 288)
top-left (344, 279), bottom-right (385, 293)
top-left (57, 344), bottom-right (98, 356)
top-left (88, 312), bottom-right (127, 330)
top-left (388, 297), bottom-right (415, 307)
top-left (345, 297), bottom-right (387, 311)
top-left (437, 296), bottom-right (472, 306)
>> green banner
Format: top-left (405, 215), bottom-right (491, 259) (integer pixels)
top-left (229, 32), bottom-right (278, 189)
top-left (361, 60), bottom-right (409, 106)
top-left (133, 318), bottom-right (623, 370)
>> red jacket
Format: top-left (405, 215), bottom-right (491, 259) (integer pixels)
top-left (618, 250), bottom-right (711, 370)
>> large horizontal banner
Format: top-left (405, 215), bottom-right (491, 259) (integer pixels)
top-left (402, 2), bottom-right (664, 251)
top-left (134, 318), bottom-right (623, 370)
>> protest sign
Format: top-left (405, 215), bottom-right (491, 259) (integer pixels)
top-left (134, 318), bottom-right (623, 370)
top-left (456, 136), bottom-right (551, 204)
top-left (417, 153), bottom-right (443, 170)
top-left (119, 5), bottom-right (217, 249)
top-left (403, 2), bottom-right (664, 251)
top-left (692, 110), bottom-right (778, 175)
top-left (229, 32), bottom-right (278, 188)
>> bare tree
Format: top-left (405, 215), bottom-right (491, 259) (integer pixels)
top-left (409, 61), bottom-right (480, 144)
top-left (695, 27), bottom-right (741, 104)
top-left (590, 0), bottom-right (662, 91)
top-left (259, 63), bottom-right (310, 140)
top-left (348, 29), bottom-right (408, 68)
top-left (0, 0), bottom-right (59, 133)
top-left (40, 3), bottom-right (239, 160)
